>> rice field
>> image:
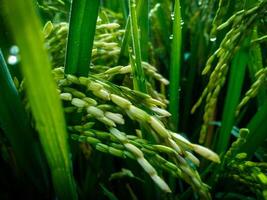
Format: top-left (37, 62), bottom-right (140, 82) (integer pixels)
top-left (0, 0), bottom-right (267, 199)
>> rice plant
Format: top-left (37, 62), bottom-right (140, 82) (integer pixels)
top-left (0, 0), bottom-right (267, 199)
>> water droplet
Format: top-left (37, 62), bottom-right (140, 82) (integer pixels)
top-left (10, 45), bottom-right (19, 55)
top-left (184, 52), bottom-right (191, 61)
top-left (198, 0), bottom-right (202, 6)
top-left (169, 34), bottom-right (173, 40)
top-left (210, 37), bottom-right (217, 42)
top-left (8, 55), bottom-right (18, 65)
top-left (180, 20), bottom-right (184, 25)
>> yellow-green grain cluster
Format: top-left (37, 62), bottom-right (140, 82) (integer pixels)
top-left (51, 66), bottom-right (221, 199)
top-left (43, 19), bottom-right (124, 68)
top-left (192, 1), bottom-right (267, 143)
top-left (236, 67), bottom-right (267, 116)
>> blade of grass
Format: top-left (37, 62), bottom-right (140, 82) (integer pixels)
top-left (3, 1), bottom-right (77, 199)
top-left (154, 2), bottom-right (172, 56)
top-left (181, 14), bottom-right (210, 132)
top-left (169, 0), bottom-right (182, 131)
top-left (247, 27), bottom-right (266, 107)
top-left (0, 49), bottom-right (49, 192)
top-left (65, 0), bottom-right (100, 76)
top-left (128, 0), bottom-right (153, 149)
top-left (150, 2), bottom-right (172, 73)
top-left (238, 100), bottom-right (267, 157)
top-left (117, 19), bottom-right (131, 65)
top-left (119, 0), bottom-right (129, 22)
top-left (216, 42), bottom-right (249, 154)
top-left (117, 0), bottom-right (145, 65)
top-left (103, 0), bottom-right (119, 11)
top-left (139, 0), bottom-right (149, 61)
top-left (129, 0), bottom-right (147, 93)
top-left (100, 184), bottom-right (119, 200)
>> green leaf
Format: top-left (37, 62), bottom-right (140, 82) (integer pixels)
top-left (216, 43), bottom-right (249, 154)
top-left (119, 0), bottom-right (129, 22)
top-left (247, 27), bottom-right (266, 107)
top-left (239, 100), bottom-right (267, 157)
top-left (2, 1), bottom-right (77, 199)
top-left (100, 184), bottom-right (119, 200)
top-left (117, 0), bottom-right (145, 65)
top-left (169, 0), bottom-right (182, 131)
top-left (0, 49), bottom-right (49, 192)
top-left (117, 19), bottom-right (131, 65)
top-left (129, 0), bottom-right (147, 93)
top-left (139, 0), bottom-right (149, 61)
top-left (65, 0), bottom-right (100, 76)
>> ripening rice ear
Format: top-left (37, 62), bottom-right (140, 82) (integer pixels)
top-left (191, 144), bottom-right (221, 163)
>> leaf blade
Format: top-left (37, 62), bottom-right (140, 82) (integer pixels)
top-left (3, 0), bottom-right (77, 199)
top-left (65, 0), bottom-right (100, 76)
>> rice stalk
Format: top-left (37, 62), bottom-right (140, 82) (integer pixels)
top-left (117, 0), bottom-right (145, 65)
top-left (139, 0), bottom-right (149, 61)
top-left (129, 0), bottom-right (147, 93)
top-left (169, 0), bottom-right (182, 131)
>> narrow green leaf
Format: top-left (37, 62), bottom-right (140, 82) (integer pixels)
top-left (100, 184), bottom-right (119, 200)
top-left (169, 0), bottom-right (182, 131)
top-left (139, 0), bottom-right (149, 61)
top-left (119, 0), bottom-right (129, 21)
top-left (216, 44), bottom-right (249, 154)
top-left (3, 1), bottom-right (77, 199)
top-left (248, 28), bottom-right (266, 107)
top-left (65, 0), bottom-right (100, 76)
top-left (0, 49), bottom-right (49, 192)
top-left (117, 19), bottom-right (131, 65)
top-left (129, 0), bottom-right (147, 93)
top-left (117, 0), bottom-right (145, 65)
top-left (239, 101), bottom-right (267, 157)
top-left (103, 0), bottom-right (119, 11)
top-left (153, 2), bottom-right (171, 57)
